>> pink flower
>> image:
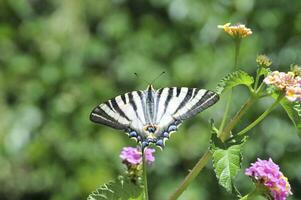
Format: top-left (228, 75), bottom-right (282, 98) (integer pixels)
top-left (245, 158), bottom-right (292, 200)
top-left (120, 147), bottom-right (155, 165)
top-left (263, 71), bottom-right (296, 90)
top-left (264, 71), bottom-right (301, 102)
top-left (286, 86), bottom-right (301, 102)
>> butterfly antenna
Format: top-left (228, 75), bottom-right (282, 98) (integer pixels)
top-left (134, 73), bottom-right (151, 85)
top-left (150, 71), bottom-right (166, 85)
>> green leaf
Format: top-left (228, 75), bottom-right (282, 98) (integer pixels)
top-left (87, 176), bottom-right (142, 200)
top-left (216, 70), bottom-right (254, 94)
top-left (212, 144), bottom-right (243, 193)
top-left (258, 67), bottom-right (270, 76)
top-left (279, 99), bottom-right (301, 136)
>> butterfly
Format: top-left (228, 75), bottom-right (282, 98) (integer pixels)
top-left (90, 85), bottom-right (219, 150)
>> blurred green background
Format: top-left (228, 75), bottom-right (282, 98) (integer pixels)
top-left (1, 0), bottom-right (301, 199)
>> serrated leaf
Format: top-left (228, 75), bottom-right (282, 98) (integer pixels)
top-left (210, 132), bottom-right (224, 151)
top-left (216, 70), bottom-right (254, 94)
top-left (87, 176), bottom-right (142, 200)
top-left (258, 67), bottom-right (270, 76)
top-left (279, 99), bottom-right (301, 136)
top-left (212, 144), bottom-right (242, 193)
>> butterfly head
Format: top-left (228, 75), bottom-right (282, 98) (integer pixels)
top-left (144, 125), bottom-right (159, 141)
top-left (147, 84), bottom-right (155, 91)
top-left (139, 125), bottom-right (165, 150)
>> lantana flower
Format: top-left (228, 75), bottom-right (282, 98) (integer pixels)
top-left (245, 158), bottom-right (292, 200)
top-left (256, 54), bottom-right (272, 68)
top-left (120, 147), bottom-right (155, 165)
top-left (218, 23), bottom-right (252, 38)
top-left (286, 85), bottom-right (301, 102)
top-left (263, 71), bottom-right (301, 102)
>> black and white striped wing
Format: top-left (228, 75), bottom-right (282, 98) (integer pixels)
top-left (155, 87), bottom-right (219, 131)
top-left (90, 91), bottom-right (146, 134)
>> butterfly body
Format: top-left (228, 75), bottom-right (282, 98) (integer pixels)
top-left (90, 85), bottom-right (219, 149)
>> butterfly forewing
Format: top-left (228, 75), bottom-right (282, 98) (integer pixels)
top-left (172, 88), bottom-right (219, 120)
top-left (154, 87), bottom-right (219, 133)
top-left (90, 91), bottom-right (146, 133)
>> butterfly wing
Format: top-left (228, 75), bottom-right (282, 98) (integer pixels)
top-left (90, 86), bottom-right (219, 149)
top-left (90, 90), bottom-right (148, 141)
top-left (154, 87), bottom-right (219, 145)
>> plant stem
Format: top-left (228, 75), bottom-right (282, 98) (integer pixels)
top-left (239, 188), bottom-right (260, 200)
top-left (236, 95), bottom-right (283, 136)
top-left (218, 90), bottom-right (232, 136)
top-left (168, 150), bottom-right (211, 200)
top-left (218, 38), bottom-right (241, 135)
top-left (142, 153), bottom-right (149, 200)
top-left (219, 96), bottom-right (256, 142)
top-left (253, 67), bottom-right (262, 90)
top-left (234, 39), bottom-right (241, 70)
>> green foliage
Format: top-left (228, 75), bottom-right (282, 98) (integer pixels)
top-left (258, 67), bottom-right (270, 76)
top-left (279, 99), bottom-right (301, 136)
top-left (216, 70), bottom-right (254, 94)
top-left (87, 176), bottom-right (142, 200)
top-left (211, 135), bottom-right (243, 193)
top-left (1, 0), bottom-right (301, 199)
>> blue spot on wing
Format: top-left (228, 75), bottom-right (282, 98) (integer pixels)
top-left (168, 125), bottom-right (177, 132)
top-left (129, 131), bottom-right (137, 138)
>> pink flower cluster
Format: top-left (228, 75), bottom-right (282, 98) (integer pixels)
top-left (245, 158), bottom-right (292, 200)
top-left (120, 147), bottom-right (155, 165)
top-left (264, 71), bottom-right (301, 102)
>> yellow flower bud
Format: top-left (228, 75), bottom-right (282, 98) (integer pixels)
top-left (218, 23), bottom-right (252, 39)
top-left (256, 55), bottom-right (272, 68)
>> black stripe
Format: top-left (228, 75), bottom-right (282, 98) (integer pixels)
top-left (121, 94), bottom-right (127, 104)
top-left (145, 89), bottom-right (154, 122)
top-left (163, 88), bottom-right (173, 113)
top-left (111, 99), bottom-right (130, 121)
top-left (175, 88), bottom-right (193, 113)
top-left (105, 101), bottom-right (114, 111)
top-left (157, 88), bottom-right (163, 96)
top-left (137, 91), bottom-right (144, 100)
top-left (176, 87), bottom-right (181, 97)
top-left (137, 90), bottom-right (148, 121)
top-left (192, 88), bottom-right (199, 99)
top-left (91, 107), bottom-right (124, 128)
top-left (181, 91), bottom-right (218, 119)
top-left (128, 92), bottom-right (139, 118)
top-left (191, 90), bottom-right (217, 111)
top-left (155, 88), bottom-right (163, 120)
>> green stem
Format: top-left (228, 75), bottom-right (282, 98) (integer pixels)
top-left (218, 90), bottom-right (232, 136)
top-left (256, 83), bottom-right (263, 93)
top-left (236, 95), bottom-right (284, 136)
top-left (218, 38), bottom-right (241, 135)
top-left (168, 150), bottom-right (211, 200)
top-left (142, 152), bottom-right (149, 200)
top-left (220, 96), bottom-right (257, 142)
top-left (253, 67), bottom-right (262, 90)
top-left (239, 188), bottom-right (260, 200)
top-left (234, 39), bottom-right (241, 70)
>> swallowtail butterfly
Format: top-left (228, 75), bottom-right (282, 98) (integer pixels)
top-left (90, 85), bottom-right (219, 150)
